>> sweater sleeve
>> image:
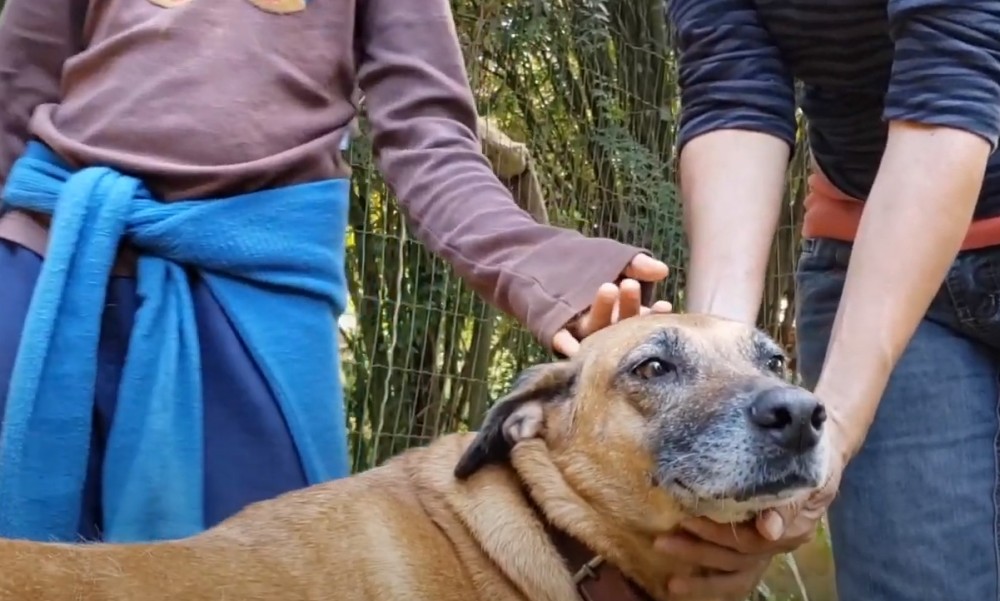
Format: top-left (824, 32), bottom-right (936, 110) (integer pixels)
top-left (356, 0), bottom-right (649, 346)
top-left (0, 0), bottom-right (86, 191)
top-left (885, 0), bottom-right (1000, 149)
top-left (666, 0), bottom-right (798, 151)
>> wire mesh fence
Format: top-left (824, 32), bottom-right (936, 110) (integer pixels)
top-left (342, 0), bottom-right (809, 471)
top-left (340, 2), bottom-right (827, 599)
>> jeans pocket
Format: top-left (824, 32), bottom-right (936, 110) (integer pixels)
top-left (797, 238), bottom-right (849, 276)
top-left (943, 260), bottom-right (1000, 351)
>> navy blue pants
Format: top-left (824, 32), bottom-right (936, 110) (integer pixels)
top-left (0, 238), bottom-right (309, 540)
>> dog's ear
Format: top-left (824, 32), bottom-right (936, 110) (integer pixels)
top-left (454, 361), bottom-right (577, 479)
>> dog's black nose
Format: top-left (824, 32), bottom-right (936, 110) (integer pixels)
top-left (748, 387), bottom-right (826, 453)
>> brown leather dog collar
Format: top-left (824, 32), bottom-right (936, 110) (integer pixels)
top-left (545, 523), bottom-right (656, 601)
top-left (523, 489), bottom-right (655, 601)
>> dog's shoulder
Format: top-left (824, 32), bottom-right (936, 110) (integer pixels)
top-left (399, 435), bottom-right (580, 601)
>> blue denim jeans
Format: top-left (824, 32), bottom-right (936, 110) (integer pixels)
top-left (796, 238), bottom-right (1000, 601)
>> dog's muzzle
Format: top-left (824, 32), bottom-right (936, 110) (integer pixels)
top-left (655, 382), bottom-right (830, 519)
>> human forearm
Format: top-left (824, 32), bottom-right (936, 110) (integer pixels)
top-left (667, 0), bottom-right (797, 322)
top-left (817, 0), bottom-right (1000, 459)
top-left (816, 122), bottom-right (988, 459)
top-left (682, 130), bottom-right (791, 323)
top-left (357, 0), bottom-right (649, 346)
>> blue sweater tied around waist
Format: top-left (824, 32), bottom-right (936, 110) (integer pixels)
top-left (0, 142), bottom-right (350, 542)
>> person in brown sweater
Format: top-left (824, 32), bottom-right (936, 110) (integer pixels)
top-left (0, 0), bottom-right (669, 543)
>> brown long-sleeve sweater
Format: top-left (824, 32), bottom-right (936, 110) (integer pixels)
top-left (0, 0), bottom-right (648, 346)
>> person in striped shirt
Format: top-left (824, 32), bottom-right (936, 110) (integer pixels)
top-left (657, 1), bottom-right (1000, 600)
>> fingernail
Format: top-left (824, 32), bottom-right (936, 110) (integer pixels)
top-left (763, 514), bottom-right (784, 540)
top-left (668, 579), bottom-right (689, 594)
top-left (654, 537), bottom-right (675, 552)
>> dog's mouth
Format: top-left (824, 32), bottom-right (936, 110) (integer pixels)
top-left (670, 472), bottom-right (814, 502)
top-left (660, 463), bottom-right (821, 522)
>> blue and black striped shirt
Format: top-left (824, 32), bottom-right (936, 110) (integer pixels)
top-left (667, 0), bottom-right (1000, 219)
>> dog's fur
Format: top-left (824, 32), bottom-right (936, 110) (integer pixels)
top-left (0, 314), bottom-right (829, 601)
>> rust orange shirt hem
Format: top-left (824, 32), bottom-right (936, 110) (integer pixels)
top-left (803, 169), bottom-right (1000, 252)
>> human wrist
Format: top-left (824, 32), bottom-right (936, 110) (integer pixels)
top-left (825, 405), bottom-right (864, 464)
top-left (683, 264), bottom-right (765, 324)
top-left (811, 352), bottom-right (891, 464)
top-left (813, 370), bottom-right (885, 463)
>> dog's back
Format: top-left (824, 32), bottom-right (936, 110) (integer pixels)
top-left (0, 434), bottom-right (526, 601)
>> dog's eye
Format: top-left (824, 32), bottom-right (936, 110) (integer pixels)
top-left (766, 355), bottom-right (786, 374)
top-left (633, 358), bottom-right (676, 380)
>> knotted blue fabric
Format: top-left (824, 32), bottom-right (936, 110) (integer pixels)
top-left (0, 142), bottom-right (350, 542)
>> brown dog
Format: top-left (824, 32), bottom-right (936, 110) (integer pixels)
top-left (0, 314), bottom-right (829, 601)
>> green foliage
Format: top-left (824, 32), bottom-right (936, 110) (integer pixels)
top-left (343, 0), bottom-right (683, 466)
top-left (341, 2), bottom-right (821, 599)
top-left (342, 0), bottom-right (806, 468)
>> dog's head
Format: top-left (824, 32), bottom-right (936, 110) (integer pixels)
top-left (454, 313), bottom-right (828, 524)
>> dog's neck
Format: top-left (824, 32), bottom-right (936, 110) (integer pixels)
top-left (520, 490), bottom-right (656, 601)
top-left (510, 442), bottom-right (688, 601)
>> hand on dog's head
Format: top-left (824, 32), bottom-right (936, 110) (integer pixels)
top-left (454, 313), bottom-right (829, 524)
